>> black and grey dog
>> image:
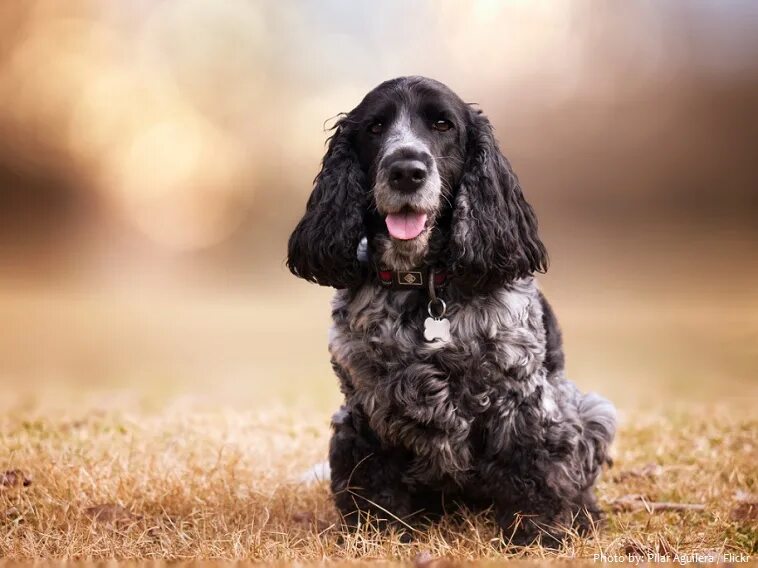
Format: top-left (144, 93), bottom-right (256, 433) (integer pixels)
top-left (287, 76), bottom-right (615, 546)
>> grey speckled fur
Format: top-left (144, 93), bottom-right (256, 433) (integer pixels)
top-left (287, 77), bottom-right (616, 546)
top-left (327, 278), bottom-right (615, 544)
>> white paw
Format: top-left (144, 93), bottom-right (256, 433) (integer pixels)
top-left (299, 461), bottom-right (331, 484)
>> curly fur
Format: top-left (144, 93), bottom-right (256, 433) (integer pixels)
top-left (287, 76), bottom-right (616, 546)
top-left (287, 119), bottom-right (368, 289)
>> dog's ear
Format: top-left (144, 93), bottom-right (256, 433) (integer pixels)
top-left (287, 119), bottom-right (368, 288)
top-left (447, 109), bottom-right (547, 291)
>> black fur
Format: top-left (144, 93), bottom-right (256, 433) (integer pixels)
top-left (287, 120), bottom-right (368, 288)
top-left (448, 111), bottom-right (548, 291)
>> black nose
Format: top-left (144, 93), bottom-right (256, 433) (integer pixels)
top-left (388, 160), bottom-right (428, 192)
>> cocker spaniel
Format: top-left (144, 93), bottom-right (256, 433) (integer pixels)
top-left (287, 76), bottom-right (616, 546)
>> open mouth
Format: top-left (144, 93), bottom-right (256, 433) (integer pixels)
top-left (384, 206), bottom-right (428, 240)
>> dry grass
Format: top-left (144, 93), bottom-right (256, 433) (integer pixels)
top-left (1, 283), bottom-right (755, 562)
top-left (1, 401), bottom-right (755, 562)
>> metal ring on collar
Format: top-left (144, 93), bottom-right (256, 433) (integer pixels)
top-left (427, 298), bottom-right (446, 319)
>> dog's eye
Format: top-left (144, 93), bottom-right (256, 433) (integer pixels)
top-left (368, 121), bottom-right (383, 135)
top-left (432, 119), bottom-right (453, 132)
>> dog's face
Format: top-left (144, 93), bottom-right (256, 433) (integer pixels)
top-left (288, 76), bottom-right (547, 291)
top-left (349, 79), bottom-right (468, 267)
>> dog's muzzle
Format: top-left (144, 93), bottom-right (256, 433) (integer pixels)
top-left (374, 142), bottom-right (441, 241)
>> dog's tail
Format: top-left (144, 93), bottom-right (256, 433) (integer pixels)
top-left (578, 392), bottom-right (617, 478)
top-left (299, 461), bottom-right (331, 484)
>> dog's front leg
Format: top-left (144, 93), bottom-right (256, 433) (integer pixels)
top-left (328, 405), bottom-right (415, 539)
top-left (492, 484), bottom-right (570, 549)
top-left (478, 439), bottom-right (579, 548)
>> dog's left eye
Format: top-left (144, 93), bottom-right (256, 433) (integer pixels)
top-left (432, 119), bottom-right (453, 132)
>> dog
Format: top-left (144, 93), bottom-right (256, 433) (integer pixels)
top-left (287, 76), bottom-right (616, 546)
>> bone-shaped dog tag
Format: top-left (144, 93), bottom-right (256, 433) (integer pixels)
top-left (424, 316), bottom-right (451, 342)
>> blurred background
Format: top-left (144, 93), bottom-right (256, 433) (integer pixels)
top-left (0, 1), bottom-right (756, 414)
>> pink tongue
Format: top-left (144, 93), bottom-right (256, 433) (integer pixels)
top-left (385, 211), bottom-right (428, 240)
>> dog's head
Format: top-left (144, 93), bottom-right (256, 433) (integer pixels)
top-left (287, 76), bottom-right (547, 291)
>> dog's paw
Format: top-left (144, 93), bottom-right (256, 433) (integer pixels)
top-left (298, 462), bottom-right (331, 483)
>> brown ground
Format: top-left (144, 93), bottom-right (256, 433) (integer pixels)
top-left (0, 279), bottom-right (756, 562)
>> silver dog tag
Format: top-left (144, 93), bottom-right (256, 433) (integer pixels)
top-left (424, 316), bottom-right (451, 342)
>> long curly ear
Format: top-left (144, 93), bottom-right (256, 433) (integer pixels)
top-left (448, 110), bottom-right (547, 291)
top-left (287, 121), bottom-right (368, 288)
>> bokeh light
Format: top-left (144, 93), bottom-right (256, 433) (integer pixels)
top-left (0, 1), bottom-right (755, 411)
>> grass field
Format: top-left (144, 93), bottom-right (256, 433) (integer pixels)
top-left (1, 403), bottom-right (755, 561)
top-left (1, 279), bottom-right (756, 562)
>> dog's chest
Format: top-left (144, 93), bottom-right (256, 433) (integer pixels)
top-left (328, 281), bottom-right (547, 477)
top-left (330, 281), bottom-right (544, 378)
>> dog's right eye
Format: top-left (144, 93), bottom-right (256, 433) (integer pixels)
top-left (368, 121), bottom-right (383, 135)
top-left (432, 119), bottom-right (453, 132)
